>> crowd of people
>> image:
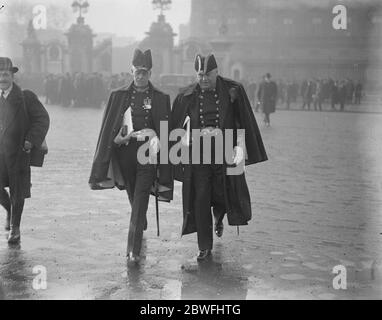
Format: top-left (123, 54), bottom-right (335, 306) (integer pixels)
top-left (245, 77), bottom-right (364, 113)
top-left (16, 71), bottom-right (364, 114)
top-left (16, 72), bottom-right (135, 109)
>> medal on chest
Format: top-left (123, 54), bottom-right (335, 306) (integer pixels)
top-left (143, 97), bottom-right (152, 110)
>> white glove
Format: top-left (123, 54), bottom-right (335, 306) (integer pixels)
top-left (233, 146), bottom-right (244, 166)
top-left (149, 136), bottom-right (160, 154)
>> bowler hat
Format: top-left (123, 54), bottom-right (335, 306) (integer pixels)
top-left (0, 57), bottom-right (19, 73)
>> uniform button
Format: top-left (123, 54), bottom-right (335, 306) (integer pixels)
top-left (216, 100), bottom-right (220, 104)
top-left (200, 95), bottom-right (204, 99)
top-left (217, 114), bottom-right (220, 118)
top-left (146, 110), bottom-right (149, 113)
top-left (132, 96), bottom-right (135, 99)
top-left (200, 109), bottom-right (203, 112)
top-left (131, 103), bottom-right (135, 106)
top-left (133, 91), bottom-right (136, 94)
top-left (200, 102), bottom-right (203, 106)
top-left (214, 94), bottom-right (218, 98)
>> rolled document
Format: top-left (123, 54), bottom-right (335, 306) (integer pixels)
top-left (122, 107), bottom-right (134, 137)
top-left (182, 115), bottom-right (190, 146)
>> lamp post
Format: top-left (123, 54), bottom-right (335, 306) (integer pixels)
top-left (71, 0), bottom-right (89, 24)
top-left (152, 0), bottom-right (171, 15)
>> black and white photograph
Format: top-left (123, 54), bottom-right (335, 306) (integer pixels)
top-left (0, 0), bottom-right (381, 303)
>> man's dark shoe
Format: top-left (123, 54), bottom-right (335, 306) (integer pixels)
top-left (197, 249), bottom-right (212, 262)
top-left (4, 213), bottom-right (10, 231)
top-left (215, 221), bottom-right (224, 238)
top-left (143, 219), bottom-right (147, 231)
top-left (8, 227), bottom-right (20, 244)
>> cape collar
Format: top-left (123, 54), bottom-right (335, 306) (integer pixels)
top-left (183, 76), bottom-right (224, 97)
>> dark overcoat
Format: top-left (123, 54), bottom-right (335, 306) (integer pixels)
top-left (172, 76), bottom-right (268, 236)
top-left (88, 82), bottom-right (173, 201)
top-left (258, 80), bottom-right (278, 114)
top-left (0, 83), bottom-right (50, 199)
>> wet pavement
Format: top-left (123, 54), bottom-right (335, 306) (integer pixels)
top-left (0, 105), bottom-right (381, 300)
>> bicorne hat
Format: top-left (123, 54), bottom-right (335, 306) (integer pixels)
top-left (132, 49), bottom-right (152, 71)
top-left (0, 57), bottom-right (19, 73)
top-left (194, 54), bottom-right (218, 74)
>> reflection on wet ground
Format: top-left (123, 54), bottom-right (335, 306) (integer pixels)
top-left (0, 241), bottom-right (34, 300)
top-left (116, 242), bottom-right (249, 300)
top-left (1, 108), bottom-right (382, 299)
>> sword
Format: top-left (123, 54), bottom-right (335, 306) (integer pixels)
top-left (155, 167), bottom-right (160, 237)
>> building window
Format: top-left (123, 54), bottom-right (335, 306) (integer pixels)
top-left (312, 17), bottom-right (322, 25)
top-left (283, 18), bottom-right (293, 25)
top-left (248, 18), bottom-right (257, 24)
top-left (208, 18), bottom-right (217, 25)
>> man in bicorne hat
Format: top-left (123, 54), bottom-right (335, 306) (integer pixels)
top-left (172, 54), bottom-right (267, 261)
top-left (89, 49), bottom-right (173, 263)
top-left (0, 57), bottom-right (50, 244)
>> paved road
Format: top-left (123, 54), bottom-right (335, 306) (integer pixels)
top-left (0, 105), bottom-right (381, 300)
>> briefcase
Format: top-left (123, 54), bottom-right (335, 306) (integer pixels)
top-left (30, 139), bottom-right (48, 167)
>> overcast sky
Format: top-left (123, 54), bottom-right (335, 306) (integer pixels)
top-left (21, 0), bottom-right (192, 40)
top-left (86, 0), bottom-right (191, 39)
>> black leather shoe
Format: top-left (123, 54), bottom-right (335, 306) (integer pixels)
top-left (8, 227), bottom-right (20, 244)
top-left (215, 221), bottom-right (224, 238)
top-left (4, 213), bottom-right (10, 231)
top-left (197, 249), bottom-right (212, 261)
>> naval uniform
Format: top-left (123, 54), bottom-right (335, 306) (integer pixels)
top-left (115, 86), bottom-right (157, 256)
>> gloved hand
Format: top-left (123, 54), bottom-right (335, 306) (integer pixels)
top-left (149, 136), bottom-right (160, 154)
top-left (23, 140), bottom-right (33, 153)
top-left (233, 146), bottom-right (244, 166)
top-left (114, 127), bottom-right (133, 145)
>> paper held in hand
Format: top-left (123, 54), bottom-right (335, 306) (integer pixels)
top-left (122, 107), bottom-right (134, 144)
top-left (182, 115), bottom-right (190, 147)
top-left (123, 107), bottom-right (134, 135)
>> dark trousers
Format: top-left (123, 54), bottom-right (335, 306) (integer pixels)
top-left (314, 99), bottom-right (322, 111)
top-left (0, 189), bottom-right (24, 228)
top-left (116, 140), bottom-right (156, 256)
top-left (302, 101), bottom-right (311, 110)
top-left (0, 154), bottom-right (25, 229)
top-left (192, 164), bottom-right (226, 251)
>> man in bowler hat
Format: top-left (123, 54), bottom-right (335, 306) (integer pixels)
top-left (0, 57), bottom-right (50, 243)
